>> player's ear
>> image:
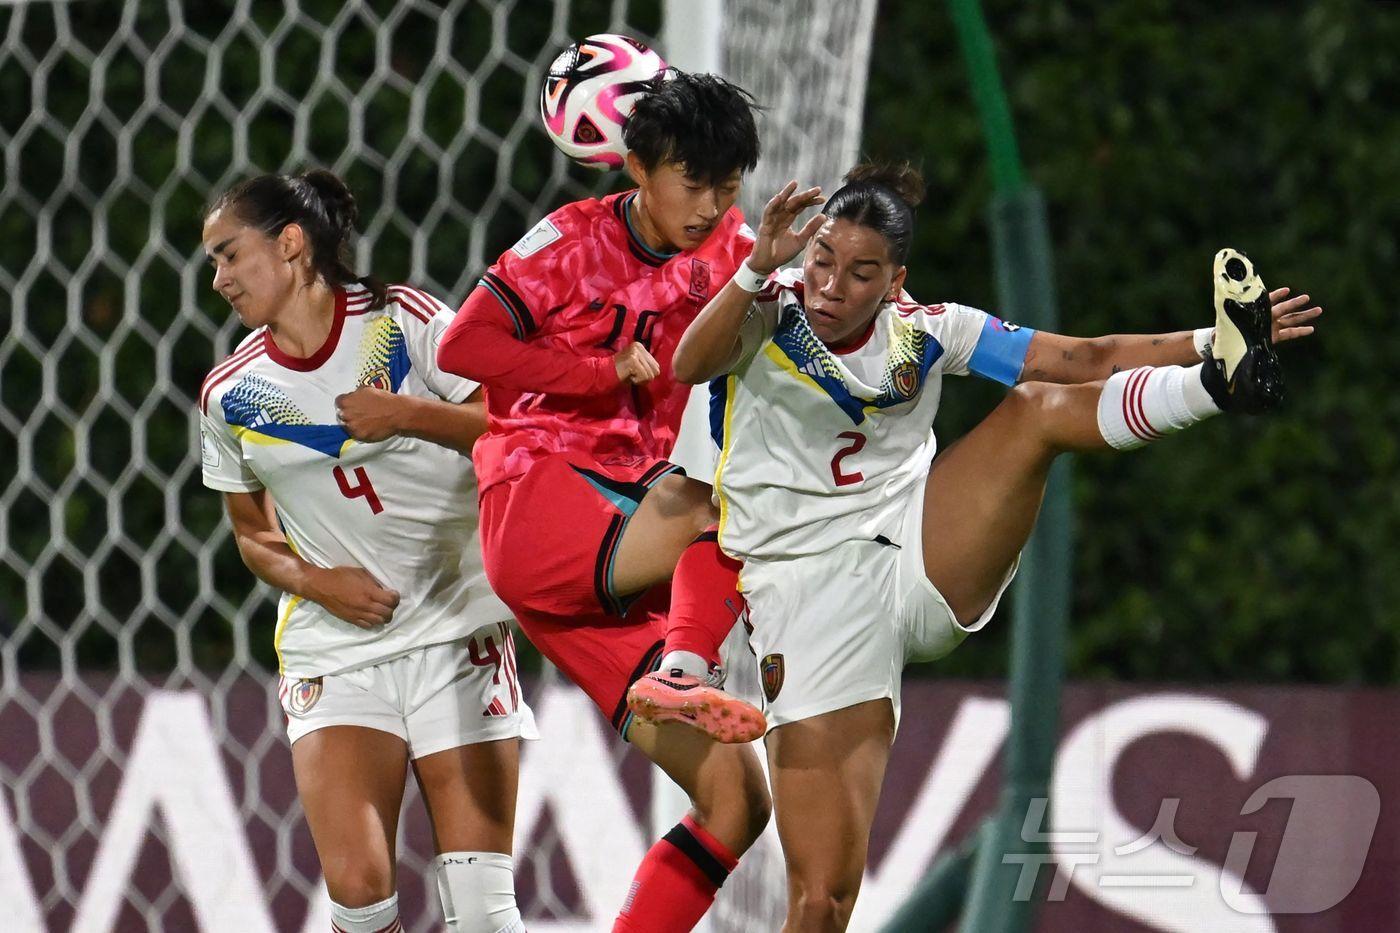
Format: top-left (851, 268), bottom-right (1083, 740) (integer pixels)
top-left (277, 223), bottom-right (307, 265)
top-left (887, 265), bottom-right (907, 302)
top-left (624, 150), bottom-right (649, 189)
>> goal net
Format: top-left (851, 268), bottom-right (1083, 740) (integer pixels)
top-left (0, 1), bottom-right (876, 930)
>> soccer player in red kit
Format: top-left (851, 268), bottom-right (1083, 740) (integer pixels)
top-left (437, 73), bottom-right (783, 932)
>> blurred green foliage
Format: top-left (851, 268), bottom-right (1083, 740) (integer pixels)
top-left (867, 0), bottom-right (1400, 682)
top-left (1, 0), bottom-right (1394, 683)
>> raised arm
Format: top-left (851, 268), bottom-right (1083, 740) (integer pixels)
top-left (223, 489), bottom-right (399, 628)
top-left (673, 181), bottom-right (825, 384)
top-left (1017, 287), bottom-right (1321, 384)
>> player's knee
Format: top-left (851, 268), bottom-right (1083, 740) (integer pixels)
top-left (692, 753), bottom-right (771, 851)
top-left (789, 878), bottom-right (859, 931)
top-left (647, 473), bottom-right (719, 536)
top-left (323, 858), bottom-right (395, 909)
top-left (1002, 382), bottom-right (1073, 447)
top-left (434, 851), bottom-right (523, 933)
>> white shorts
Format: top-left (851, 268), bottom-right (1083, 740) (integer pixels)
top-left (740, 475), bottom-right (1016, 733)
top-left (279, 623), bottom-right (539, 758)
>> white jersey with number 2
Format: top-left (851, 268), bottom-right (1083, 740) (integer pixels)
top-left (712, 269), bottom-right (1035, 563)
top-left (199, 282), bottom-right (509, 678)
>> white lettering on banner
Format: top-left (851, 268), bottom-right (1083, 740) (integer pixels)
top-left (512, 684), bottom-right (648, 932)
top-left (1221, 775), bottom-right (1379, 914)
top-left (0, 788), bottom-right (43, 933)
top-left (848, 696), bottom-right (1011, 931)
top-left (1052, 693), bottom-right (1275, 933)
top-left (70, 692), bottom-right (275, 933)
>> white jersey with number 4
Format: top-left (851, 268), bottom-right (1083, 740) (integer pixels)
top-left (199, 282), bottom-right (508, 678)
top-left (713, 269), bottom-right (1035, 563)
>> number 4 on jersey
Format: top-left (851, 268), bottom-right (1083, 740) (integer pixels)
top-left (333, 465), bottom-right (384, 514)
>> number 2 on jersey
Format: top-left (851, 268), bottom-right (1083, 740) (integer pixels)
top-left (831, 431), bottom-right (866, 486)
top-left (333, 465), bottom-right (384, 515)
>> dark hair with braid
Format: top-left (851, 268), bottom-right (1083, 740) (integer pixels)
top-left (208, 169), bottom-right (387, 308)
top-left (824, 161), bottom-right (926, 265)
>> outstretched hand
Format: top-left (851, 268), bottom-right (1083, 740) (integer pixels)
top-left (1269, 287), bottom-right (1322, 344)
top-left (747, 181), bottom-right (826, 275)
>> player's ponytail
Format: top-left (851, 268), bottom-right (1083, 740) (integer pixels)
top-left (208, 170), bottom-right (388, 308)
top-left (824, 160), bottom-right (926, 265)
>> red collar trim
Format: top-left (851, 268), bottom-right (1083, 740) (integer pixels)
top-left (828, 316), bottom-right (878, 355)
top-left (263, 288), bottom-right (347, 371)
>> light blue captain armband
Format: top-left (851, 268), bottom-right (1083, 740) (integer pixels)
top-left (967, 316), bottom-right (1036, 386)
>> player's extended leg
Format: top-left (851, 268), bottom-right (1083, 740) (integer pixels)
top-left (923, 247), bottom-right (1283, 625)
top-left (613, 719), bottom-right (772, 933)
top-left (766, 699), bottom-right (896, 933)
top-left (414, 738), bottom-right (524, 933)
top-left (292, 726), bottom-right (410, 932)
top-left (615, 473), bottom-right (765, 743)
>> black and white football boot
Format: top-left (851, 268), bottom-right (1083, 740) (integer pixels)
top-left (1201, 248), bottom-right (1284, 413)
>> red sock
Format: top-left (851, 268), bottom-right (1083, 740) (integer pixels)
top-left (666, 529), bottom-right (744, 665)
top-left (613, 815), bottom-right (739, 932)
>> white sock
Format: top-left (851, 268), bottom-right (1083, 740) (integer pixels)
top-left (435, 851), bottom-right (524, 933)
top-left (329, 893), bottom-right (401, 933)
top-left (1097, 365), bottom-right (1220, 450)
top-left (658, 649), bottom-right (710, 679)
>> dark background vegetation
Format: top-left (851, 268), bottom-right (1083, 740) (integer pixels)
top-left (2, 0), bottom-right (1394, 684)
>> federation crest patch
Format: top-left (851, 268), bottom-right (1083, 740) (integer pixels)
top-left (689, 258), bottom-right (711, 303)
top-left (761, 653), bottom-right (785, 703)
top-left (892, 361), bottom-right (920, 400)
top-left (360, 366), bottom-right (392, 391)
top-left (288, 677), bottom-right (323, 715)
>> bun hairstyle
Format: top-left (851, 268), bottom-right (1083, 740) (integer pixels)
top-left (208, 169), bottom-right (387, 308)
top-left (823, 161), bottom-right (926, 265)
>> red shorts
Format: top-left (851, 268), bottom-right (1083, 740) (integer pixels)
top-left (479, 453), bottom-right (683, 735)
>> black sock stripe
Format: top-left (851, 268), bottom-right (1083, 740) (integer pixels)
top-left (663, 823), bottom-right (730, 888)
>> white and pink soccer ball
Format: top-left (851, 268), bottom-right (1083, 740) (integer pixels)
top-left (540, 34), bottom-right (667, 170)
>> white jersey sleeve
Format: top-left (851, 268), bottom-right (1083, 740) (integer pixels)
top-left (895, 295), bottom-right (1035, 386)
top-left (386, 285), bottom-right (479, 403)
top-left (199, 406), bottom-right (262, 493)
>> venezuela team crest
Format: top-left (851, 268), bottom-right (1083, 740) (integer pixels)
top-left (891, 361), bottom-right (920, 400)
top-left (761, 653), bottom-right (785, 702)
top-left (287, 677), bottom-right (323, 715)
top-left (360, 366), bottom-right (392, 392)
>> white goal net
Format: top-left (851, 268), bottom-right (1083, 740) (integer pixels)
top-left (0, 1), bottom-right (876, 930)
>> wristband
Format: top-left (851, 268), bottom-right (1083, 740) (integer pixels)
top-left (1193, 327), bottom-right (1214, 360)
top-left (731, 259), bottom-right (769, 294)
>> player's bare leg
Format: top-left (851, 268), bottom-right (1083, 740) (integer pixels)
top-left (924, 248), bottom-right (1283, 625)
top-left (292, 726), bottom-right (409, 928)
top-left (767, 699), bottom-right (896, 932)
top-left (414, 738), bottom-right (524, 932)
top-left (615, 473), bottom-right (766, 743)
top-left (615, 718), bottom-right (771, 931)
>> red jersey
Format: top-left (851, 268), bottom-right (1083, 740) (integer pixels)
top-left (438, 190), bottom-right (754, 492)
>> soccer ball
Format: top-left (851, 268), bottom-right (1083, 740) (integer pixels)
top-left (540, 34), bottom-right (667, 170)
